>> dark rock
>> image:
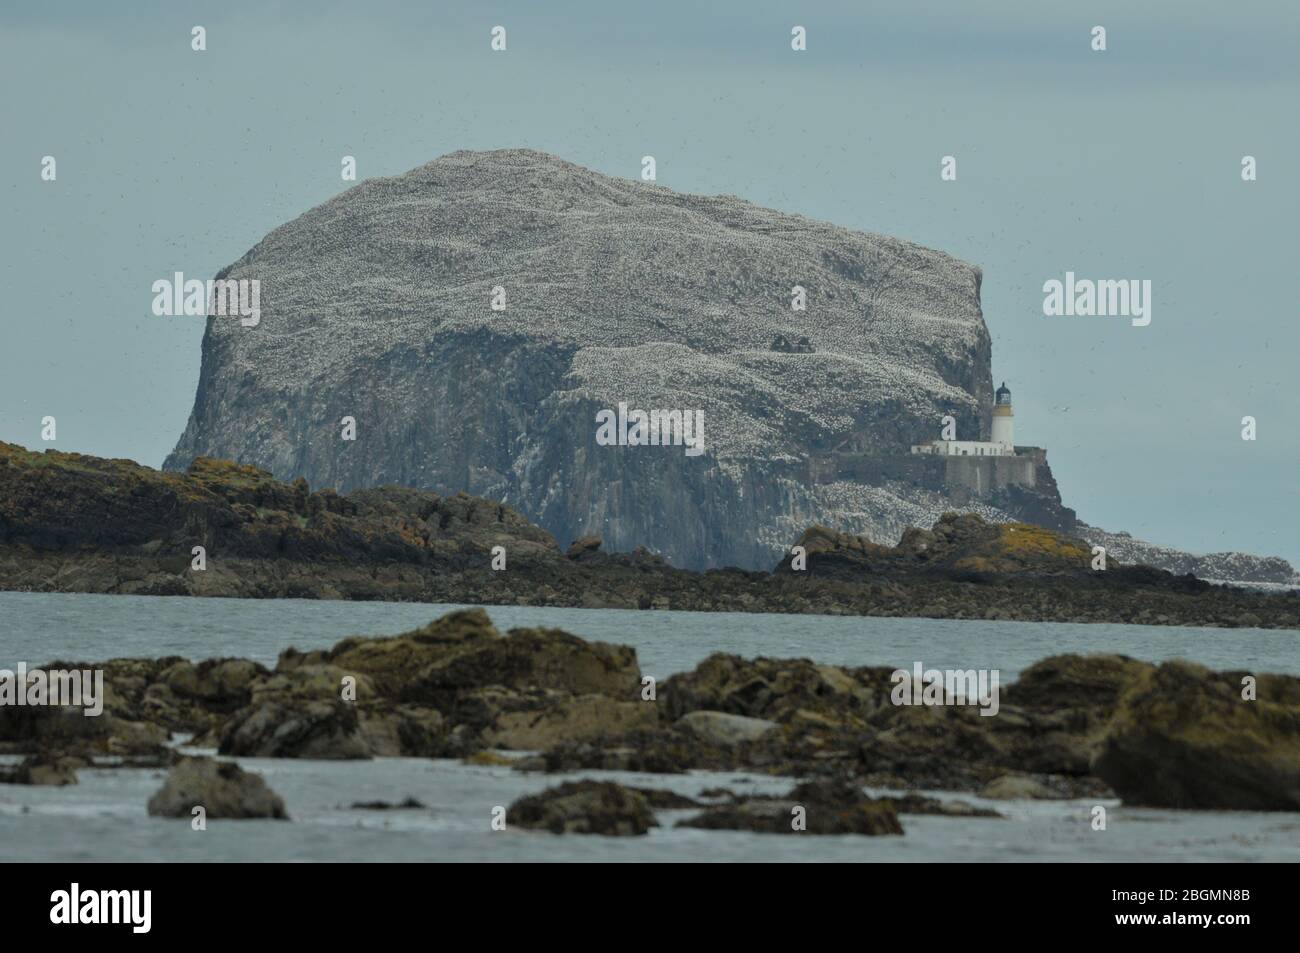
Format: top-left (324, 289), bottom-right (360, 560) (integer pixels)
top-left (509, 781), bottom-right (658, 836)
top-left (3, 442), bottom-right (1296, 628)
top-left (566, 536), bottom-right (602, 560)
top-left (520, 731), bottom-right (714, 775)
top-left (217, 700), bottom-right (371, 759)
top-left (350, 797), bottom-right (426, 810)
top-left (4, 604), bottom-right (1297, 817)
top-left (402, 625), bottom-right (642, 704)
top-left (0, 752), bottom-right (83, 786)
top-left (678, 778), bottom-right (903, 835)
top-left (484, 694), bottom-right (658, 750)
top-left (782, 513), bottom-right (1098, 579)
top-left (1092, 660), bottom-right (1300, 810)
top-left (627, 787), bottom-right (703, 809)
top-left (884, 793), bottom-right (1001, 817)
top-left (0, 702), bottom-right (170, 760)
top-left (147, 757), bottom-right (288, 819)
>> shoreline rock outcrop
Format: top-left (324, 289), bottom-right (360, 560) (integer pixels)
top-left (6, 609), bottom-right (1296, 813)
top-left (2, 442), bottom-right (1296, 630)
top-left (1091, 660), bottom-right (1300, 811)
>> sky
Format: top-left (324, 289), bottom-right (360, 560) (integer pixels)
top-left (1, 0), bottom-right (1297, 565)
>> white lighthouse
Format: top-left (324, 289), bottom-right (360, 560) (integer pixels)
top-left (909, 380), bottom-right (1022, 458)
top-left (991, 381), bottom-right (1014, 450)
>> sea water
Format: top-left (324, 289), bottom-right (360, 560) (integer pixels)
top-left (1, 592), bottom-right (1297, 862)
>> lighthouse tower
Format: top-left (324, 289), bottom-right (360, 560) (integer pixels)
top-left (991, 381), bottom-right (1014, 450)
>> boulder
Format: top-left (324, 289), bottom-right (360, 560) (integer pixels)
top-left (565, 536), bottom-right (602, 560)
top-left (1004, 654), bottom-right (1151, 714)
top-left (521, 727), bottom-right (736, 775)
top-left (661, 652), bottom-right (889, 724)
top-left (785, 514), bottom-right (1096, 579)
top-left (405, 626), bottom-right (641, 705)
top-left (678, 779), bottom-right (902, 835)
top-left (857, 704), bottom-right (1008, 790)
top-left (0, 753), bottom-right (84, 786)
top-left (356, 705), bottom-right (446, 757)
top-left (296, 609), bottom-right (642, 711)
top-left (350, 797), bottom-right (426, 810)
top-left (0, 704), bottom-right (169, 759)
top-left (159, 657), bottom-right (267, 711)
top-left (1092, 660), bottom-right (1300, 810)
top-left (147, 757), bottom-right (288, 819)
top-left (216, 700), bottom-right (371, 759)
top-left (301, 608), bottom-right (503, 695)
top-left (509, 781), bottom-right (657, 836)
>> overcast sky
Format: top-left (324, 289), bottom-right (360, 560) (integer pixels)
top-left (2, 0), bottom-right (1297, 564)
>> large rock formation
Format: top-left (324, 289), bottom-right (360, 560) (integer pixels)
top-left (147, 757), bottom-right (288, 820)
top-left (4, 443), bottom-right (1297, 628)
top-left (1091, 660), bottom-right (1300, 810)
top-left (11, 607), bottom-right (1300, 810)
top-left (163, 149), bottom-right (1023, 570)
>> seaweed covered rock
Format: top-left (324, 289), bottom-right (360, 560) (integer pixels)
top-left (678, 778), bottom-right (903, 835)
top-left (1092, 660), bottom-right (1300, 810)
top-left (3, 442), bottom-right (1296, 627)
top-left (147, 757), bottom-right (288, 819)
top-left (782, 513), bottom-right (1097, 579)
top-left (0, 702), bottom-right (169, 760)
top-left (509, 781), bottom-right (657, 836)
top-left (216, 700), bottom-right (370, 760)
top-left (484, 694), bottom-right (657, 750)
top-left (0, 752), bottom-right (85, 786)
top-left (661, 652), bottom-right (893, 725)
top-left (196, 608), bottom-right (647, 758)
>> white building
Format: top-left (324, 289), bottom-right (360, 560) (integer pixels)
top-left (911, 382), bottom-right (1017, 457)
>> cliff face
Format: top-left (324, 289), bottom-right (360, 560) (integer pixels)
top-left (164, 149), bottom-right (1010, 569)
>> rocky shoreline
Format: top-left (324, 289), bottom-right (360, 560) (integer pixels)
top-left (2, 443), bottom-right (1298, 629)
top-left (3, 607), bottom-right (1298, 836)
